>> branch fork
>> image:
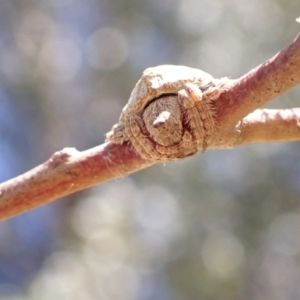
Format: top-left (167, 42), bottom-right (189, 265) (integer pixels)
top-left (1, 33), bottom-right (300, 221)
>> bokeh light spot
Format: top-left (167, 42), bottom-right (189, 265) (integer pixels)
top-left (201, 232), bottom-right (245, 279)
top-left (86, 27), bottom-right (129, 70)
top-left (37, 36), bottom-right (82, 82)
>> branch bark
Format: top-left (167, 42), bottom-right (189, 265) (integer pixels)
top-left (1, 33), bottom-right (300, 221)
top-left (210, 33), bottom-right (300, 149)
top-left (0, 145), bottom-right (153, 221)
top-left (236, 108), bottom-right (300, 145)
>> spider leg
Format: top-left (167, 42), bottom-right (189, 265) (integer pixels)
top-left (156, 131), bottom-right (197, 159)
top-left (125, 115), bottom-right (163, 161)
top-left (185, 83), bottom-right (216, 149)
top-left (178, 83), bottom-right (205, 151)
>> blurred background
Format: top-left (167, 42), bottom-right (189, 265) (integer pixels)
top-left (0, 0), bottom-right (300, 299)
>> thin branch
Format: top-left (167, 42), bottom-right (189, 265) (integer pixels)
top-left (215, 33), bottom-right (300, 128)
top-left (0, 145), bottom-right (153, 221)
top-left (209, 33), bottom-right (300, 149)
top-left (236, 108), bottom-right (300, 145)
top-left (1, 33), bottom-right (300, 221)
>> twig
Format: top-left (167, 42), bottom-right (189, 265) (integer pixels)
top-left (1, 33), bottom-right (300, 221)
top-left (0, 145), bottom-right (153, 221)
top-left (236, 108), bottom-right (300, 145)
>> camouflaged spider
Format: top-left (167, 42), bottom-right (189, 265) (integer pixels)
top-left (106, 65), bottom-right (222, 161)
